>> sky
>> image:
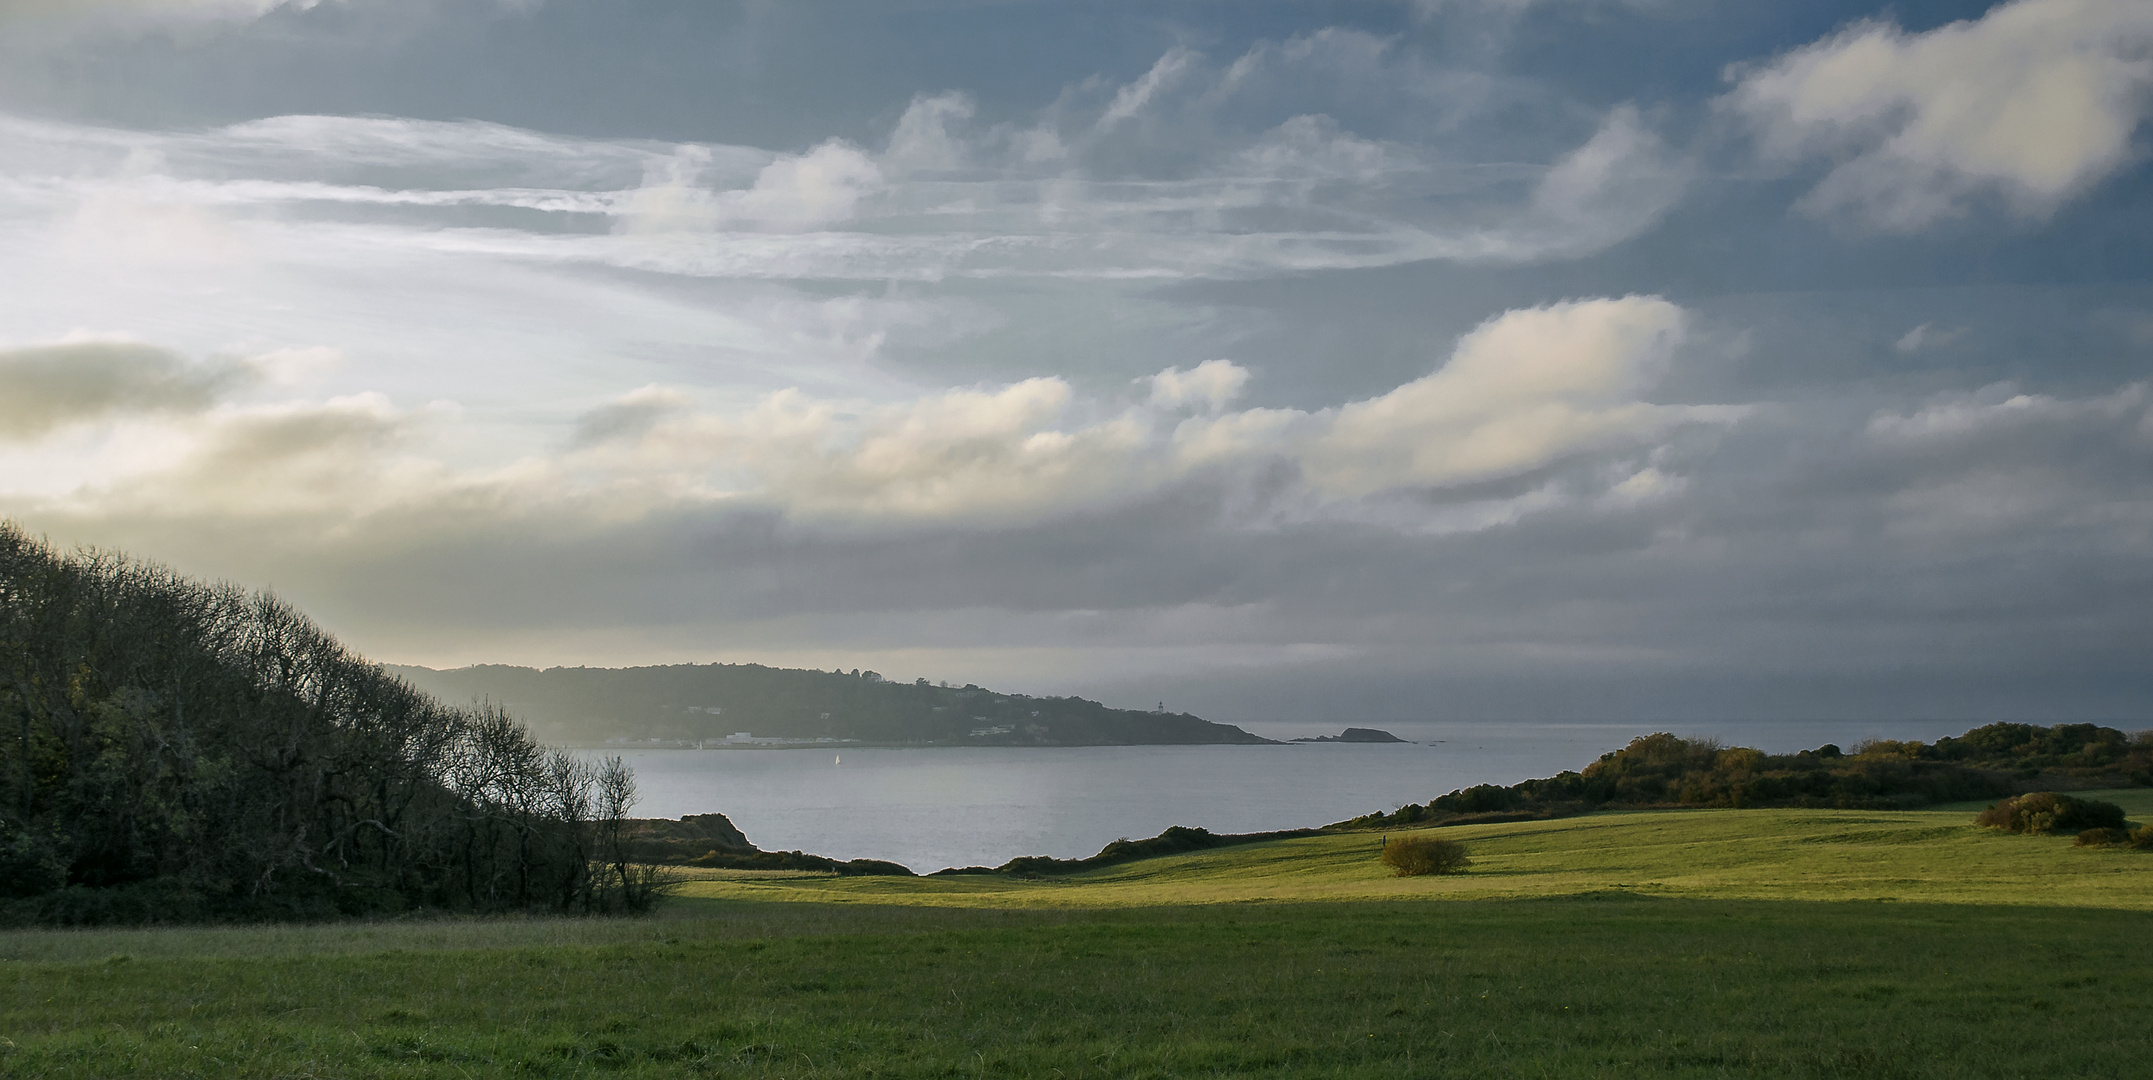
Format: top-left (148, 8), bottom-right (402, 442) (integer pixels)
top-left (2, 0), bottom-right (2151, 724)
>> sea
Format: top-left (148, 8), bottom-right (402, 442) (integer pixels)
top-left (589, 718), bottom-right (1982, 873)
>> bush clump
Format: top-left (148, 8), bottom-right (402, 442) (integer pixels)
top-left (1381, 835), bottom-right (1471, 876)
top-left (1975, 793), bottom-right (2127, 835)
top-left (2075, 828), bottom-right (2130, 847)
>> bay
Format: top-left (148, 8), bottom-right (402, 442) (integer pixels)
top-left (590, 717), bottom-right (1970, 873)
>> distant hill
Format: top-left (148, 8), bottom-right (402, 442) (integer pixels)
top-left (388, 663), bottom-right (1274, 747)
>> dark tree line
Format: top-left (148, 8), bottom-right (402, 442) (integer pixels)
top-left (1344, 724), bottom-right (2153, 829)
top-left (0, 523), bottom-right (664, 924)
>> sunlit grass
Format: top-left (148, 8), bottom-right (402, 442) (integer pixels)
top-left (674, 790), bottom-right (2153, 910)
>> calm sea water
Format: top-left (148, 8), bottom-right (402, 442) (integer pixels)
top-left (592, 718), bottom-right (1974, 873)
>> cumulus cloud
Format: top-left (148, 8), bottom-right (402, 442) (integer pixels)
top-left (1298, 296), bottom-right (1707, 496)
top-left (5, 298), bottom-right (1737, 535)
top-left (599, 296), bottom-right (1735, 524)
top-left (0, 340), bottom-right (249, 438)
top-left (115, 394), bottom-right (420, 514)
top-left (1725, 0), bottom-right (2153, 231)
top-left (1148, 360), bottom-right (1251, 412)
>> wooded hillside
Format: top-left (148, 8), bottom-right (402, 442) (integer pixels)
top-left (392, 663), bottom-right (1274, 747)
top-left (0, 524), bottom-right (657, 924)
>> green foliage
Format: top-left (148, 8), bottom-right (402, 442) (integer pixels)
top-left (1380, 835), bottom-right (1470, 875)
top-left (0, 522), bottom-right (663, 923)
top-left (2075, 828), bottom-right (2130, 847)
top-left (1977, 792), bottom-right (2128, 835)
top-left (1344, 723), bottom-right (2153, 830)
top-left (0, 819), bottom-right (66, 897)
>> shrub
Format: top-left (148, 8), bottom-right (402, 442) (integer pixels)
top-left (2074, 828), bottom-right (2129, 847)
top-left (1381, 835), bottom-right (1470, 876)
top-left (1975, 793), bottom-right (2128, 835)
top-left (2131, 826), bottom-right (2153, 851)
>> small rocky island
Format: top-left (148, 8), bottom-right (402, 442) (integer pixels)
top-left (1291, 727), bottom-right (1409, 743)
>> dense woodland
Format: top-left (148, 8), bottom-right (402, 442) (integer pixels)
top-left (1344, 724), bottom-right (2153, 829)
top-left (393, 663), bottom-right (1272, 747)
top-left (0, 524), bottom-right (662, 924)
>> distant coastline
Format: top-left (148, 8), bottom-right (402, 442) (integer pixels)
top-left (391, 662), bottom-right (1279, 748)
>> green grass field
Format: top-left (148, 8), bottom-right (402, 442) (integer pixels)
top-left (671, 790), bottom-right (2153, 910)
top-left (2, 794), bottom-right (2149, 1077)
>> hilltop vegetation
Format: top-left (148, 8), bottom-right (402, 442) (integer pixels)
top-left (392, 662), bottom-right (1271, 747)
top-left (0, 524), bottom-right (657, 924)
top-left (1342, 723), bottom-right (2153, 829)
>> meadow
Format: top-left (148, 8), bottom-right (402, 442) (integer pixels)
top-left (1, 792), bottom-right (2149, 1078)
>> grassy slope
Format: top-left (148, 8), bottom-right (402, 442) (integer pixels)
top-left (3, 796), bottom-right (2151, 1077)
top-left (672, 790), bottom-right (2153, 910)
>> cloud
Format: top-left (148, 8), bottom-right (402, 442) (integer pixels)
top-left (0, 43), bottom-right (1690, 304)
top-left (1299, 296), bottom-right (1701, 496)
top-left (6, 298), bottom-right (1736, 535)
top-left (12, 333), bottom-right (2153, 722)
top-left (1724, 0), bottom-right (2153, 232)
top-left (1866, 380), bottom-right (2148, 445)
top-left (884, 92), bottom-right (976, 175)
top-left (1097, 47), bottom-right (1198, 130)
top-left (1148, 359), bottom-right (1250, 412)
top-left (0, 0), bottom-right (332, 41)
top-left (1525, 105), bottom-right (1687, 246)
top-left (1893, 323), bottom-right (1966, 354)
top-left (0, 0), bottom-right (311, 23)
top-left (1236, 114), bottom-right (1398, 181)
top-left (119, 394), bottom-right (420, 515)
top-left (569, 385), bottom-right (693, 448)
top-left (0, 339), bottom-right (248, 438)
top-left (1850, 382), bottom-right (2153, 548)
top-left (618, 139), bottom-right (883, 233)
top-left (621, 296), bottom-right (1735, 524)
